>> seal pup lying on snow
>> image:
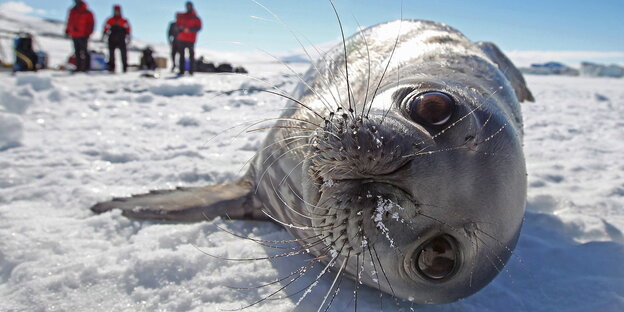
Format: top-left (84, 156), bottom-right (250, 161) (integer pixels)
top-left (92, 19), bottom-right (533, 306)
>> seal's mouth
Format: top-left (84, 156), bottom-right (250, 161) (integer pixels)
top-left (307, 172), bottom-right (419, 257)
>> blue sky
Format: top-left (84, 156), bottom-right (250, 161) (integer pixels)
top-left (2, 0), bottom-right (623, 54)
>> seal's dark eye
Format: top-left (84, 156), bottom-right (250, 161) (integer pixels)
top-left (407, 91), bottom-right (454, 126)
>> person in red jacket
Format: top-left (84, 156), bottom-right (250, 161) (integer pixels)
top-left (103, 5), bottom-right (131, 73)
top-left (175, 2), bottom-right (202, 76)
top-left (66, 0), bottom-right (94, 72)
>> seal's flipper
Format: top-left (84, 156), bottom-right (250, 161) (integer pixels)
top-left (91, 180), bottom-right (266, 222)
top-left (477, 42), bottom-right (535, 103)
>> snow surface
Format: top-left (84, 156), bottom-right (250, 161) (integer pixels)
top-left (1, 66), bottom-right (623, 312)
top-left (1, 9), bottom-right (623, 312)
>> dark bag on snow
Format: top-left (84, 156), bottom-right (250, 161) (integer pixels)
top-left (13, 34), bottom-right (39, 72)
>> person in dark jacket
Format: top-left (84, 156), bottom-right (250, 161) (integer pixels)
top-left (66, 0), bottom-right (94, 72)
top-left (175, 2), bottom-right (202, 76)
top-left (167, 15), bottom-right (179, 73)
top-left (140, 46), bottom-right (157, 70)
top-left (103, 5), bottom-right (131, 73)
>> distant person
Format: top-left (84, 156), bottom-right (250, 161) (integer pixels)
top-left (167, 14), bottom-right (180, 72)
top-left (103, 5), bottom-right (131, 73)
top-left (65, 0), bottom-right (94, 72)
top-left (140, 46), bottom-right (157, 70)
top-left (175, 2), bottom-right (202, 76)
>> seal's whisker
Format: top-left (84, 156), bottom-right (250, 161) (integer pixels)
top-left (327, 0), bottom-right (356, 117)
top-left (223, 87), bottom-right (330, 121)
top-left (245, 87), bottom-right (327, 119)
top-left (261, 142), bottom-right (319, 169)
top-left (477, 122), bottom-right (507, 144)
top-left (321, 250), bottom-right (350, 312)
top-left (404, 143), bottom-right (513, 159)
top-left (470, 230), bottom-right (479, 288)
top-left (269, 178), bottom-right (325, 221)
top-left (365, 245), bottom-right (384, 310)
top-left (426, 85), bottom-right (505, 144)
top-left (273, 158), bottom-right (339, 219)
top-left (311, 162), bottom-right (359, 185)
top-left (225, 261), bottom-right (317, 290)
top-left (246, 125), bottom-right (315, 133)
top-left (252, 240), bottom-right (345, 305)
top-left (474, 227), bottom-right (520, 263)
top-left (197, 72), bottom-right (311, 126)
top-left (248, 0), bottom-right (345, 113)
top-left (293, 33), bottom-right (347, 112)
top-left (255, 144), bottom-right (315, 194)
top-left (402, 145), bottom-right (470, 158)
top-left (471, 234), bottom-right (503, 274)
top-left (376, 8), bottom-right (404, 123)
top-left (229, 38), bottom-right (336, 113)
top-left (214, 224), bottom-right (324, 249)
top-left (194, 234), bottom-right (342, 274)
top-left (477, 110), bottom-right (495, 136)
top-left (192, 238), bottom-right (324, 262)
top-left (237, 136), bottom-right (309, 175)
top-left (402, 130), bottom-right (514, 159)
top-left (286, 184), bottom-right (337, 217)
top-left (262, 209), bottom-right (346, 231)
top-left (354, 252), bottom-right (363, 312)
top-left (385, 5), bottom-right (405, 127)
top-left (471, 229), bottom-right (514, 275)
top-left (350, 14), bottom-right (373, 122)
top-left (262, 143), bottom-right (318, 169)
top-left (371, 244), bottom-right (398, 302)
top-left (201, 119), bottom-right (266, 149)
top-left (278, 156), bottom-right (307, 187)
top-left (221, 261), bottom-right (318, 311)
top-left (263, 251), bottom-right (344, 302)
top-left (474, 226), bottom-right (550, 304)
top-left (293, 236), bottom-right (347, 307)
top-left (310, 48), bottom-right (348, 110)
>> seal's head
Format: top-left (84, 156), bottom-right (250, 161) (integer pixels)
top-left (302, 48), bottom-right (527, 303)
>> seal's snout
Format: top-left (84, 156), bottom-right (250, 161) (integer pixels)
top-left (412, 235), bottom-right (459, 281)
top-left (312, 112), bottom-right (424, 181)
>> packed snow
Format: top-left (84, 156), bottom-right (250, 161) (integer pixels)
top-left (1, 63), bottom-right (623, 312)
top-left (1, 8), bottom-right (623, 312)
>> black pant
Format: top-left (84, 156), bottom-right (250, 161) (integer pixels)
top-left (177, 41), bottom-right (195, 75)
top-left (170, 40), bottom-right (178, 71)
top-left (72, 37), bottom-right (89, 72)
top-left (108, 39), bottom-right (128, 72)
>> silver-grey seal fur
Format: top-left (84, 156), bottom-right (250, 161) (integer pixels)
top-left (91, 20), bottom-right (533, 305)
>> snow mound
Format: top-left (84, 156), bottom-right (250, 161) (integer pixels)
top-left (16, 74), bottom-right (53, 91)
top-left (0, 88), bottom-right (33, 114)
top-left (0, 112), bottom-right (23, 150)
top-left (520, 62), bottom-right (580, 76)
top-left (581, 62), bottom-right (624, 78)
top-left (149, 82), bottom-right (204, 97)
top-left (177, 116), bottom-right (201, 127)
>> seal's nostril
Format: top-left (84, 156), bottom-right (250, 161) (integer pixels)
top-left (415, 235), bottom-right (457, 281)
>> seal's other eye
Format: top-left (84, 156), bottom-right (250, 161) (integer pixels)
top-left (407, 91), bottom-right (454, 126)
top-left (415, 235), bottom-right (458, 281)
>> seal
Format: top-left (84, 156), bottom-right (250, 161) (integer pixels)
top-left (91, 19), bottom-right (533, 307)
